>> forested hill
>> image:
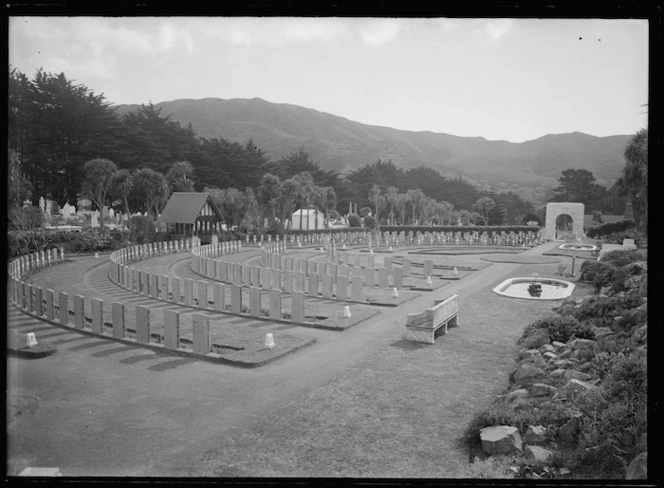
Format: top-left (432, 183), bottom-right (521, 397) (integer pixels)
top-left (114, 97), bottom-right (632, 203)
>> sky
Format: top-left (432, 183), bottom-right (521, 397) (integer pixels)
top-left (9, 16), bottom-right (649, 143)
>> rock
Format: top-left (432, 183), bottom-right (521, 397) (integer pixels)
top-left (530, 383), bottom-right (558, 397)
top-left (558, 414), bottom-right (582, 443)
top-left (525, 445), bottom-right (554, 463)
top-left (625, 452), bottom-right (647, 480)
top-left (553, 358), bottom-right (574, 368)
top-left (594, 327), bottom-right (613, 339)
top-left (570, 338), bottom-right (597, 352)
top-left (512, 364), bottom-right (545, 383)
top-left (480, 425), bottom-right (523, 455)
top-left (520, 350), bottom-right (547, 368)
top-left (577, 361), bottom-right (594, 372)
top-left (539, 344), bottom-right (555, 354)
top-left (519, 348), bottom-right (541, 361)
top-left (564, 379), bottom-right (594, 396)
top-left (524, 425), bottom-right (547, 444)
top-left (506, 389), bottom-right (529, 402)
top-left (551, 341), bottom-right (566, 351)
top-left (564, 370), bottom-right (592, 382)
top-left (543, 351), bottom-right (558, 361)
top-left (558, 348), bottom-right (573, 359)
top-left (550, 368), bottom-right (566, 378)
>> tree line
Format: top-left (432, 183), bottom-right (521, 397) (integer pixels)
top-left (8, 67), bottom-right (645, 233)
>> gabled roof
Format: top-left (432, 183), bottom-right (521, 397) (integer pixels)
top-left (158, 192), bottom-right (224, 224)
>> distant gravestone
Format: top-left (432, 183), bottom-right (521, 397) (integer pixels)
top-left (91, 213), bottom-right (99, 228)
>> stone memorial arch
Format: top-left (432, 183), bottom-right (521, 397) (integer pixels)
top-left (544, 202), bottom-right (585, 240)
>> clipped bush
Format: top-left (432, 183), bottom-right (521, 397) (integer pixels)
top-left (347, 214), bottom-right (362, 228)
top-left (585, 219), bottom-right (635, 238)
top-left (579, 260), bottom-right (611, 283)
top-left (359, 207), bottom-right (372, 217)
top-left (363, 214), bottom-right (377, 229)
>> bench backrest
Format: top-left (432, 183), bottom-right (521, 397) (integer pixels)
top-left (622, 239), bottom-right (635, 246)
top-left (406, 294), bottom-right (458, 328)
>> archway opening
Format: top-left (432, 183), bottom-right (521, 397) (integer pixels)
top-left (555, 214), bottom-right (575, 239)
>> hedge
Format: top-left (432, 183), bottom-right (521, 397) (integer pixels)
top-left (585, 219), bottom-right (635, 238)
top-left (283, 224), bottom-right (540, 236)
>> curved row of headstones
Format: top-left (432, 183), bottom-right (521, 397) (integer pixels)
top-left (191, 241), bottom-right (425, 306)
top-left (7, 245), bottom-right (238, 361)
top-left (107, 239), bottom-right (313, 325)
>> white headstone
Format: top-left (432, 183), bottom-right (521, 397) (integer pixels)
top-left (91, 213), bottom-right (99, 228)
top-left (108, 208), bottom-right (115, 219)
top-left (26, 332), bottom-right (38, 347)
top-left (264, 333), bottom-right (275, 349)
top-left (343, 306), bottom-right (352, 318)
top-left (39, 197), bottom-right (45, 211)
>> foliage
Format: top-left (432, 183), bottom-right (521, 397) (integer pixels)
top-left (363, 215), bottom-right (377, 229)
top-left (520, 315), bottom-right (595, 344)
top-left (82, 158), bottom-right (118, 225)
top-left (571, 355), bottom-right (647, 478)
top-left (359, 207), bottom-right (372, 217)
top-left (8, 149), bottom-right (32, 209)
top-left (166, 161), bottom-right (196, 192)
top-left (472, 196), bottom-right (495, 226)
top-left (209, 187), bottom-right (250, 231)
top-left (622, 129), bottom-right (648, 233)
top-left (585, 219), bottom-right (635, 238)
top-left (8, 68), bottom-right (121, 206)
top-left (551, 169), bottom-right (608, 212)
top-left (8, 228), bottom-right (129, 257)
top-left (131, 168), bottom-right (171, 217)
top-left (128, 215), bottom-right (157, 244)
top-left (9, 206), bottom-right (45, 231)
top-left (347, 214), bottom-right (363, 227)
top-left (600, 249), bottom-right (646, 268)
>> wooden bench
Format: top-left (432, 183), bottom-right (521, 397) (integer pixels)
top-left (405, 294), bottom-right (459, 344)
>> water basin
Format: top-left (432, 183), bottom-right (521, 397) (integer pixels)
top-left (558, 243), bottom-right (598, 252)
top-left (493, 277), bottom-right (575, 300)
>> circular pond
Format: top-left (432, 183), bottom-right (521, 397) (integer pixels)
top-left (493, 277), bottom-right (575, 300)
top-left (558, 243), bottom-right (598, 252)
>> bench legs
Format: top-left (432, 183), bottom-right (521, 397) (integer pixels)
top-left (405, 314), bottom-right (458, 344)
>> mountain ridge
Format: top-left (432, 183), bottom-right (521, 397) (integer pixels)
top-left (113, 97), bottom-right (631, 205)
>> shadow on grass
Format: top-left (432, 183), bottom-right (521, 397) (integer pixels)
top-left (390, 339), bottom-right (431, 351)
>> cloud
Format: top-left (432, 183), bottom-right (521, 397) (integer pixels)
top-left (473, 18), bottom-right (516, 44)
top-left (357, 19), bottom-right (404, 47)
top-left (196, 17), bottom-right (348, 46)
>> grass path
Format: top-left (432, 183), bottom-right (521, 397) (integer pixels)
top-left (181, 255), bottom-right (595, 477)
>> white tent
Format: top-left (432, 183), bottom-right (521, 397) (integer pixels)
top-left (290, 208), bottom-right (325, 230)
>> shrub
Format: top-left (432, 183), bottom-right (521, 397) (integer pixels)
top-left (585, 219), bottom-right (635, 238)
top-left (347, 214), bottom-right (362, 228)
top-left (9, 206), bottom-right (45, 230)
top-left (517, 326), bottom-right (551, 350)
top-left (359, 207), bottom-right (372, 217)
top-left (529, 315), bottom-right (594, 343)
top-left (363, 215), bottom-right (377, 229)
top-left (579, 260), bottom-right (612, 283)
top-left (601, 250), bottom-right (646, 268)
top-left (571, 355), bottom-right (647, 478)
top-left (128, 215), bottom-right (157, 244)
